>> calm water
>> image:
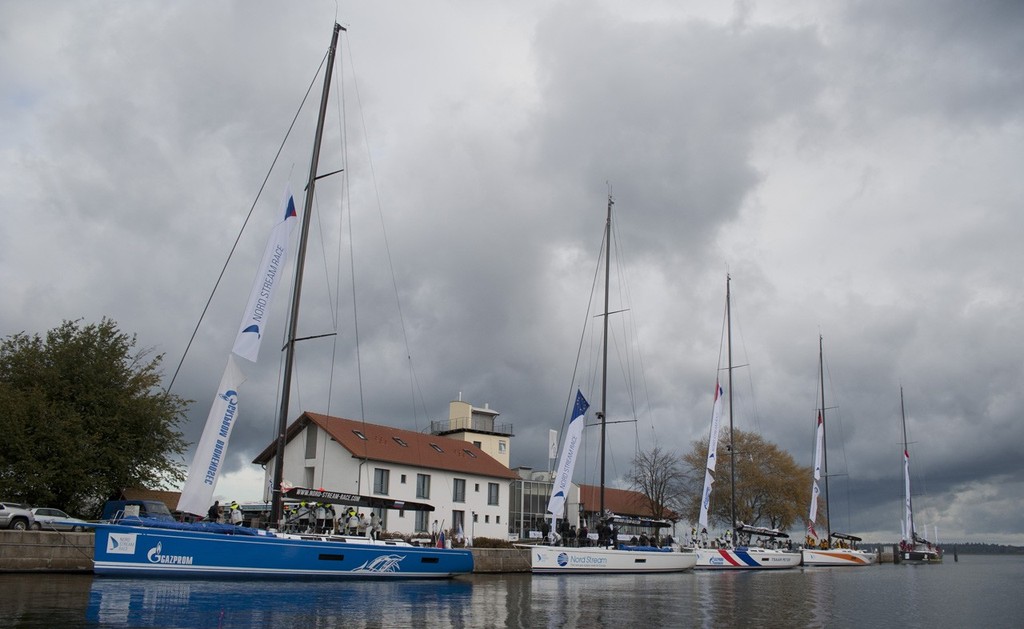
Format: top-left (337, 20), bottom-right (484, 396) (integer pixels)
top-left (2, 556), bottom-right (1021, 628)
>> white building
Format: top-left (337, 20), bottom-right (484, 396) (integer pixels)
top-left (253, 409), bottom-right (518, 540)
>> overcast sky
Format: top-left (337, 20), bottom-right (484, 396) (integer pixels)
top-left (3, 1), bottom-right (1022, 545)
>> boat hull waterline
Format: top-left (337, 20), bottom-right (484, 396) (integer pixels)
top-left (530, 545), bottom-right (697, 574)
top-left (695, 547), bottom-right (802, 570)
top-left (92, 522), bottom-right (473, 578)
top-left (800, 548), bottom-right (878, 566)
top-left (897, 549), bottom-right (942, 564)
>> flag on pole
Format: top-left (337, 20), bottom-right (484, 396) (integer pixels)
top-left (546, 390), bottom-right (589, 517)
top-left (232, 186), bottom-right (298, 362)
top-left (548, 429), bottom-right (559, 460)
top-left (178, 355), bottom-right (247, 516)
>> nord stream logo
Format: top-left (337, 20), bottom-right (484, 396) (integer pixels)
top-left (106, 533), bottom-right (137, 555)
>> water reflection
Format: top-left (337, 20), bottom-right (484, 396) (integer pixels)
top-left (87, 577), bottom-right (477, 628)
top-left (2, 557), bottom-right (1022, 628)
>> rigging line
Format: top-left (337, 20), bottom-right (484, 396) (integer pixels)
top-left (316, 50), bottom-right (349, 492)
top-left (166, 50), bottom-right (330, 394)
top-left (609, 219), bottom-right (650, 438)
top-left (342, 35), bottom-right (429, 433)
top-left (730, 288), bottom-right (764, 437)
top-left (559, 215), bottom-right (606, 442)
top-left (337, 38), bottom-right (367, 475)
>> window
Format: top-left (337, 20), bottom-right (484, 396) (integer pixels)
top-left (353, 430), bottom-right (367, 440)
top-left (485, 515), bottom-right (490, 523)
top-left (473, 513), bottom-right (478, 523)
top-left (305, 425), bottom-right (317, 458)
top-left (416, 474), bottom-right (431, 500)
top-left (496, 515), bottom-right (501, 524)
top-left (415, 510), bottom-right (429, 533)
top-left (373, 468), bottom-right (390, 495)
top-left (473, 440), bottom-right (482, 449)
top-left (498, 440), bottom-right (507, 453)
top-left (474, 483), bottom-right (480, 492)
top-left (304, 466), bottom-right (314, 488)
top-left (430, 443), bottom-right (444, 453)
top-left (453, 478), bottom-right (466, 503)
top-left (393, 437), bottom-right (408, 447)
top-left (453, 510), bottom-right (465, 531)
top-left (488, 482), bottom-right (499, 506)
top-left (400, 474), bottom-right (406, 484)
top-left (464, 449), bottom-right (477, 458)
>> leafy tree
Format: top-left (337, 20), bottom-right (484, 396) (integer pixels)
top-left (0, 318), bottom-right (189, 517)
top-left (626, 445), bottom-right (685, 522)
top-left (681, 428), bottom-right (810, 532)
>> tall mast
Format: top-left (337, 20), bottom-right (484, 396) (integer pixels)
top-left (599, 193), bottom-right (613, 516)
top-left (726, 274), bottom-right (736, 546)
top-left (271, 23), bottom-right (344, 527)
top-left (900, 387), bottom-right (914, 539)
top-left (820, 334), bottom-right (831, 540)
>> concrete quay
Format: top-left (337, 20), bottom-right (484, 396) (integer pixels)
top-left (0, 530), bottom-right (530, 573)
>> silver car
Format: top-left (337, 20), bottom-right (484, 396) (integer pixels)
top-left (31, 507), bottom-right (88, 532)
top-left (0, 502), bottom-right (36, 530)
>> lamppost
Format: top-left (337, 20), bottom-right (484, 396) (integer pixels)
top-left (471, 511), bottom-right (476, 547)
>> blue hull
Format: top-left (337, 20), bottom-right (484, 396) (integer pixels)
top-left (92, 522), bottom-right (473, 578)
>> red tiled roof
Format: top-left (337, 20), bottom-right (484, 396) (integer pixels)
top-left (253, 411), bottom-right (518, 480)
top-left (578, 484), bottom-right (678, 520)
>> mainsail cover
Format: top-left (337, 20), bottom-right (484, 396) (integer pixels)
top-left (546, 390), bottom-right (589, 517)
top-left (698, 381), bottom-right (725, 529)
top-left (178, 355), bottom-right (247, 516)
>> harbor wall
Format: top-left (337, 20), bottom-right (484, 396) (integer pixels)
top-left (0, 530), bottom-right (94, 572)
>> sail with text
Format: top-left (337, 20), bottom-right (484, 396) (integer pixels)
top-left (232, 186), bottom-right (298, 363)
top-left (546, 390), bottom-right (590, 518)
top-left (698, 381), bottom-right (725, 529)
top-left (177, 355), bottom-right (247, 516)
top-left (178, 186), bottom-right (294, 516)
top-left (807, 410), bottom-right (824, 537)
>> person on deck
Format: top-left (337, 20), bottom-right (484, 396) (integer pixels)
top-left (347, 509), bottom-right (359, 535)
top-left (229, 501), bottom-right (242, 526)
top-left (207, 501), bottom-right (221, 523)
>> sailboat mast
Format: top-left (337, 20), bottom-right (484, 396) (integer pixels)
top-left (271, 23), bottom-right (344, 527)
top-left (819, 334), bottom-right (831, 540)
top-left (900, 386), bottom-right (914, 539)
top-left (726, 274), bottom-right (736, 546)
top-left (599, 194), bottom-right (613, 516)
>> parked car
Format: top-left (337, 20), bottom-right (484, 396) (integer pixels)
top-left (0, 502), bottom-right (36, 530)
top-left (31, 507), bottom-right (88, 532)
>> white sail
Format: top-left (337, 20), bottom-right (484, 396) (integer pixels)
top-left (807, 411), bottom-right (824, 528)
top-left (231, 186), bottom-right (298, 363)
top-left (903, 448), bottom-right (913, 541)
top-left (546, 390), bottom-right (589, 517)
top-left (698, 381), bottom-right (725, 529)
top-left (178, 355), bottom-right (247, 516)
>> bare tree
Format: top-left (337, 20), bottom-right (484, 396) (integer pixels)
top-left (626, 445), bottom-right (686, 522)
